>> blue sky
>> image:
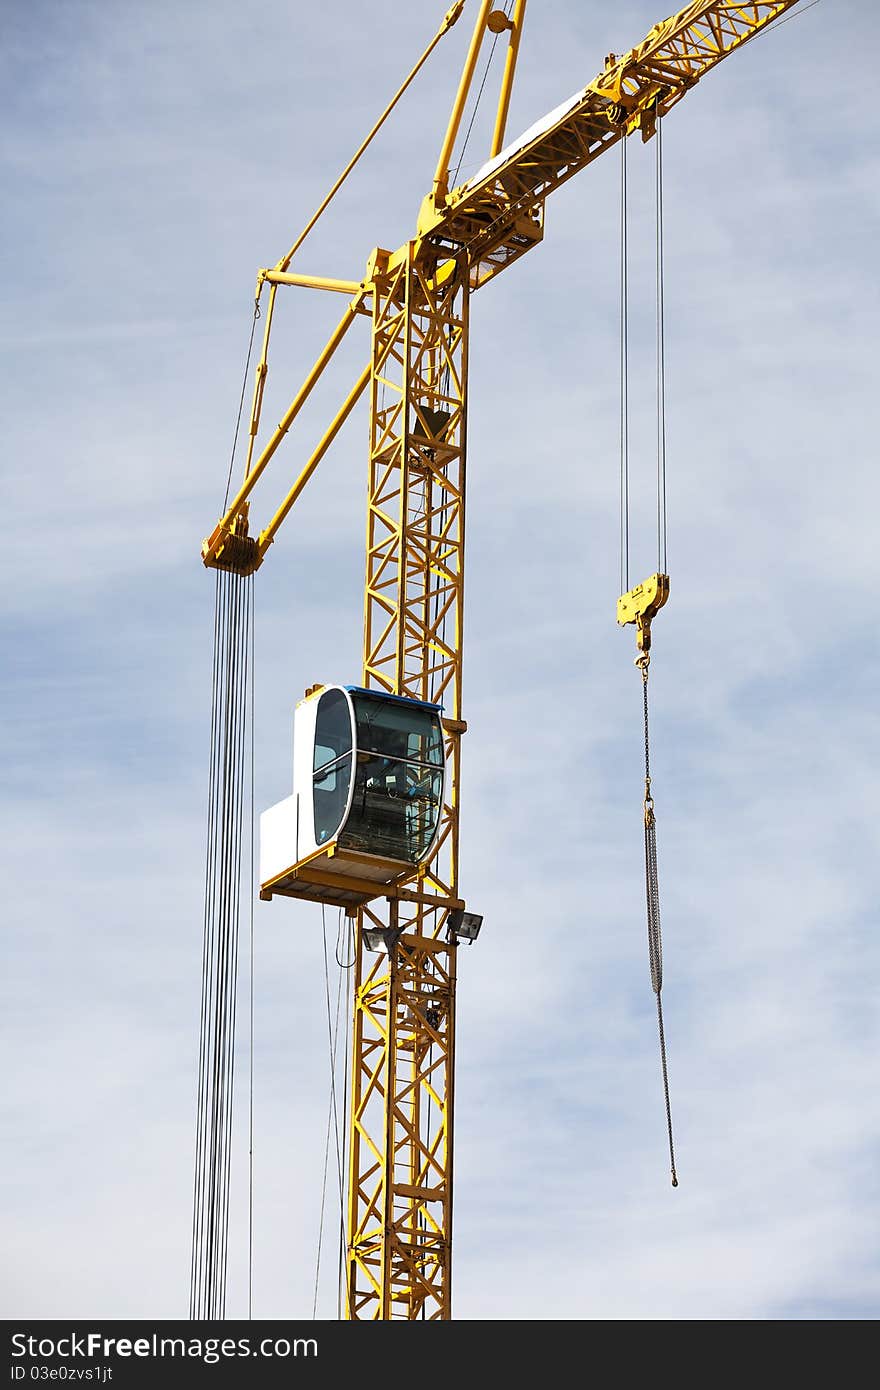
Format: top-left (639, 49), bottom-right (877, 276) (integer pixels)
top-left (3, 0), bottom-right (878, 1321)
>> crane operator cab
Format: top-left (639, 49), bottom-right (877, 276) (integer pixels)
top-left (260, 684), bottom-right (445, 911)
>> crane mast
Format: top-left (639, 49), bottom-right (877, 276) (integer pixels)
top-left (349, 243), bottom-right (468, 1317)
top-left (199, 0), bottom-right (801, 1321)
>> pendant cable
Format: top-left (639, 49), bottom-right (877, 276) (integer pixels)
top-left (618, 112), bottom-right (678, 1188)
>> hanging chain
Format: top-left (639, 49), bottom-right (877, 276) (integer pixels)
top-left (637, 652), bottom-right (678, 1187)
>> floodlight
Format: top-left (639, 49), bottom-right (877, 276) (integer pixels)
top-left (363, 925), bottom-right (405, 954)
top-left (363, 927), bottom-right (391, 954)
top-left (447, 909), bottom-right (483, 944)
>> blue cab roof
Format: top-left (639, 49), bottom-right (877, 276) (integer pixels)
top-left (345, 685), bottom-right (443, 714)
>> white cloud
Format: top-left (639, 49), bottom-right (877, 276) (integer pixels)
top-left (2, 0), bottom-right (877, 1323)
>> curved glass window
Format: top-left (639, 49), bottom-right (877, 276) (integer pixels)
top-left (351, 694), bottom-right (443, 768)
top-left (313, 689), bottom-right (353, 846)
top-left (313, 688), bottom-right (352, 770)
top-left (339, 693), bottom-right (443, 863)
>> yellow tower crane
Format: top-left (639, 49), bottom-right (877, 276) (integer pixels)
top-left (199, 0), bottom-right (801, 1321)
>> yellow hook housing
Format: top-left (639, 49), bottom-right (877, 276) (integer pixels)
top-left (617, 572), bottom-right (670, 651)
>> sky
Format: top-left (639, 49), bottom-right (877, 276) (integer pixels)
top-left (2, 0), bottom-right (878, 1323)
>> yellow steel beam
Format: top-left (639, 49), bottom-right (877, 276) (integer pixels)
top-left (243, 282), bottom-right (277, 481)
top-left (277, 1), bottom-right (466, 273)
top-left (203, 3), bottom-right (468, 569)
top-left (260, 270), bottom-right (365, 295)
top-left (419, 1), bottom-right (799, 287)
top-left (256, 362), bottom-right (371, 560)
top-left (592, 0), bottom-right (801, 126)
top-left (201, 295), bottom-right (365, 570)
top-left (433, 0), bottom-right (494, 203)
top-left (204, 0), bottom-right (801, 572)
top-left (489, 0), bottom-right (528, 158)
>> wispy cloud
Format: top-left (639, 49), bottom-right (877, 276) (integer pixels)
top-left (2, 0), bottom-right (876, 1322)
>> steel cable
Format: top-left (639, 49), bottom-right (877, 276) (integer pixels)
top-left (655, 107), bottom-right (668, 574)
top-left (337, 913), bottom-right (354, 1321)
top-left (191, 568), bottom-right (254, 1318)
top-left (314, 909), bottom-right (347, 1318)
top-left (620, 134), bottom-right (630, 594)
top-left (450, 0), bottom-right (514, 188)
top-left (247, 583), bottom-right (255, 1319)
top-left (313, 905), bottom-right (351, 1319)
top-left (618, 105), bottom-right (677, 1189)
top-left (223, 299), bottom-right (262, 513)
top-left (640, 659), bottom-right (678, 1187)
